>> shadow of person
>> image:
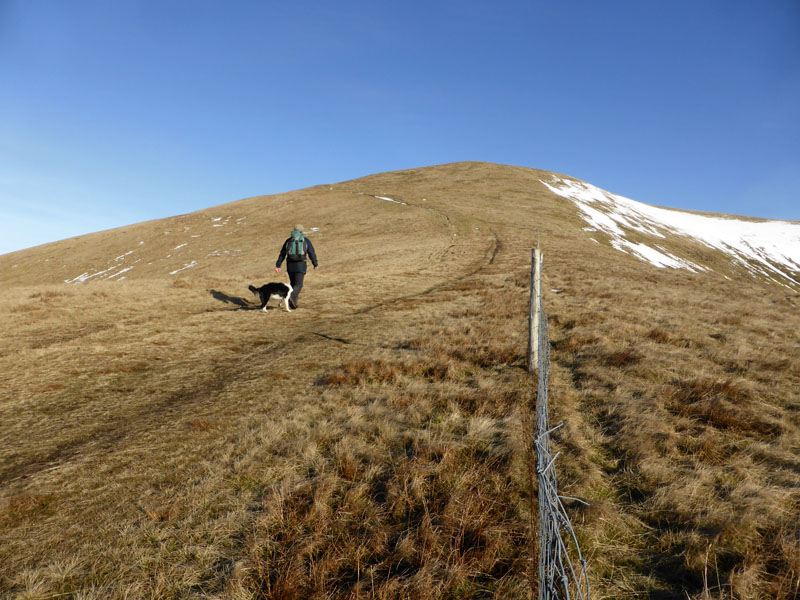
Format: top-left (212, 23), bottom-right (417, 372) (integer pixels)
top-left (208, 289), bottom-right (257, 310)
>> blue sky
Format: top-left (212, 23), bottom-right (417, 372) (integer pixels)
top-left (1, 1), bottom-right (798, 255)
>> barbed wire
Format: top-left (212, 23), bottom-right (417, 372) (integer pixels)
top-left (535, 313), bottom-right (591, 600)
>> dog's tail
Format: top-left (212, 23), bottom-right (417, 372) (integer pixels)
top-left (248, 283), bottom-right (257, 295)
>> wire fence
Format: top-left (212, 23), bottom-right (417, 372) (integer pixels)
top-left (532, 274), bottom-right (591, 600)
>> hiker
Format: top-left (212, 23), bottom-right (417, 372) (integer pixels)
top-left (275, 224), bottom-right (318, 309)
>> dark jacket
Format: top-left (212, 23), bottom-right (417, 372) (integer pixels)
top-left (276, 236), bottom-right (318, 274)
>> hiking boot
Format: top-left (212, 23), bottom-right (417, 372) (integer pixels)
top-left (289, 299), bottom-right (298, 310)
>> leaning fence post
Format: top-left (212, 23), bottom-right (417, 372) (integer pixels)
top-left (528, 248), bottom-right (543, 373)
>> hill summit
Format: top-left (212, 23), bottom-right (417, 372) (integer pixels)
top-left (3, 162), bottom-right (798, 291)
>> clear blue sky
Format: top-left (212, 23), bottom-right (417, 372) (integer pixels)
top-left (1, 0), bottom-right (798, 255)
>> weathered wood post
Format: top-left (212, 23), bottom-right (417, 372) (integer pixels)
top-left (527, 249), bottom-right (535, 372)
top-left (527, 248), bottom-right (542, 373)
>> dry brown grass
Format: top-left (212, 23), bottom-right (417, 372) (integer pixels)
top-left (0, 161), bottom-right (798, 599)
top-left (0, 163), bottom-right (542, 599)
top-left (546, 251), bottom-right (800, 599)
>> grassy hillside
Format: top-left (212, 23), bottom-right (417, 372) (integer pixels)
top-left (1, 162), bottom-right (798, 599)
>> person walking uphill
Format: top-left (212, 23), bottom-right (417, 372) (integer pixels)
top-left (275, 225), bottom-right (318, 309)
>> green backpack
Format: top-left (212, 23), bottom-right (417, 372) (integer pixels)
top-left (287, 231), bottom-right (306, 262)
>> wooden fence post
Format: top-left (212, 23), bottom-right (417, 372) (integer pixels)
top-left (528, 248), bottom-right (542, 373)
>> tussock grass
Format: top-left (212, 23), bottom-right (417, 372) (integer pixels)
top-left (597, 347), bottom-right (642, 368)
top-left (243, 415), bottom-right (526, 599)
top-left (546, 251), bottom-right (800, 599)
top-left (322, 357), bottom-right (465, 386)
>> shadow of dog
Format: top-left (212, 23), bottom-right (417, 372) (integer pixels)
top-left (208, 289), bottom-right (258, 310)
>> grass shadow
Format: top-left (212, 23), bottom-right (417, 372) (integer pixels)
top-left (208, 289), bottom-right (257, 310)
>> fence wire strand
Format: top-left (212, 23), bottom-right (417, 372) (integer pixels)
top-left (535, 313), bottom-right (591, 600)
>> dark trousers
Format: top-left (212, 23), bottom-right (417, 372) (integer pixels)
top-left (288, 271), bottom-right (305, 305)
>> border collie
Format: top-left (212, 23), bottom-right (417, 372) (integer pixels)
top-left (248, 282), bottom-right (293, 312)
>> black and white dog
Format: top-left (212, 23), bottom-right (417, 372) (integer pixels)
top-left (248, 282), bottom-right (293, 312)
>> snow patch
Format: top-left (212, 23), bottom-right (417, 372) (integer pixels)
top-left (115, 250), bottom-right (135, 261)
top-left (611, 240), bottom-right (706, 272)
top-left (65, 266), bottom-right (118, 284)
top-left (64, 256), bottom-right (143, 283)
top-left (211, 216), bottom-right (232, 227)
top-left (374, 195), bottom-right (407, 206)
top-left (543, 177), bottom-right (800, 286)
top-left (107, 266), bottom-right (134, 279)
top-left (170, 261), bottom-right (198, 275)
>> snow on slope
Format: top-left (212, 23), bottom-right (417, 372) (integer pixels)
top-left (543, 177), bottom-right (800, 287)
top-left (62, 216), bottom-right (322, 283)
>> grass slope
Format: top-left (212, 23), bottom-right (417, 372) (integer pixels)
top-left (0, 162), bottom-right (798, 599)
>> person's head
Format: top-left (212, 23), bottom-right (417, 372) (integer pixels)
top-left (293, 224), bottom-right (304, 233)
